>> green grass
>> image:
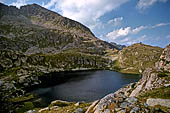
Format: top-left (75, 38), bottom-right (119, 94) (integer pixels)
top-left (115, 43), bottom-right (163, 74)
top-left (39, 101), bottom-right (91, 113)
top-left (139, 87), bottom-right (170, 99)
top-left (10, 94), bottom-right (34, 103)
top-left (49, 101), bottom-right (72, 107)
top-left (15, 102), bottom-right (34, 113)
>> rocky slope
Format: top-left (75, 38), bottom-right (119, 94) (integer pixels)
top-left (0, 3), bottom-right (116, 55)
top-left (86, 44), bottom-right (170, 113)
top-left (113, 43), bottom-right (163, 74)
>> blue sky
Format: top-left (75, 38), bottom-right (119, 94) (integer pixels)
top-left (1, 0), bottom-right (170, 47)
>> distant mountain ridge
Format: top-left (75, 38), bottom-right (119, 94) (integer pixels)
top-left (110, 42), bottom-right (126, 50)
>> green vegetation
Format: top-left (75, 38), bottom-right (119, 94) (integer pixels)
top-left (15, 102), bottom-right (34, 113)
top-left (114, 43), bottom-right (163, 74)
top-left (49, 101), bottom-right (72, 107)
top-left (139, 87), bottom-right (170, 99)
top-left (27, 51), bottom-right (112, 70)
top-left (39, 101), bottom-right (91, 113)
top-left (9, 94), bottom-right (34, 103)
top-left (2, 66), bottom-right (21, 78)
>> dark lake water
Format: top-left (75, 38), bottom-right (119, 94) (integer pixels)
top-left (31, 70), bottom-right (140, 105)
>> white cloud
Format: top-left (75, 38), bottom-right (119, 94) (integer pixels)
top-left (126, 35), bottom-right (147, 45)
top-left (106, 21), bottom-right (170, 42)
top-left (120, 37), bottom-right (131, 43)
top-left (117, 35), bottom-right (147, 45)
top-left (106, 27), bottom-right (130, 40)
top-left (137, 0), bottom-right (168, 10)
top-left (106, 26), bottom-right (147, 41)
top-left (132, 26), bottom-right (147, 34)
top-left (43, 0), bottom-right (129, 29)
top-left (151, 22), bottom-right (170, 28)
top-left (107, 17), bottom-right (123, 26)
top-left (11, 0), bottom-right (29, 8)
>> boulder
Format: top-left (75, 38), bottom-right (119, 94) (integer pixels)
top-left (72, 108), bottom-right (84, 113)
top-left (146, 98), bottom-right (170, 108)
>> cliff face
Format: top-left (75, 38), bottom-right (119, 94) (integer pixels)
top-left (86, 44), bottom-right (170, 113)
top-left (156, 44), bottom-right (170, 72)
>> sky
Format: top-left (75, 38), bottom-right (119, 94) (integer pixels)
top-left (1, 0), bottom-right (170, 48)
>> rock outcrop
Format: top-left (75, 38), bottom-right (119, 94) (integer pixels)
top-left (146, 98), bottom-right (170, 108)
top-left (156, 44), bottom-right (170, 72)
top-left (86, 84), bottom-right (150, 113)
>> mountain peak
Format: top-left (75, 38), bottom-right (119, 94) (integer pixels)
top-left (20, 3), bottom-right (47, 11)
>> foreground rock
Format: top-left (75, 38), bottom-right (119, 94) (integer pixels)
top-left (86, 85), bottom-right (149, 113)
top-left (146, 98), bottom-right (170, 108)
top-left (36, 100), bottom-right (90, 113)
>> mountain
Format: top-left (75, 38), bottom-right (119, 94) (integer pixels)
top-left (113, 43), bottom-right (163, 74)
top-left (110, 42), bottom-right (126, 50)
top-left (0, 3), bottom-right (116, 55)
